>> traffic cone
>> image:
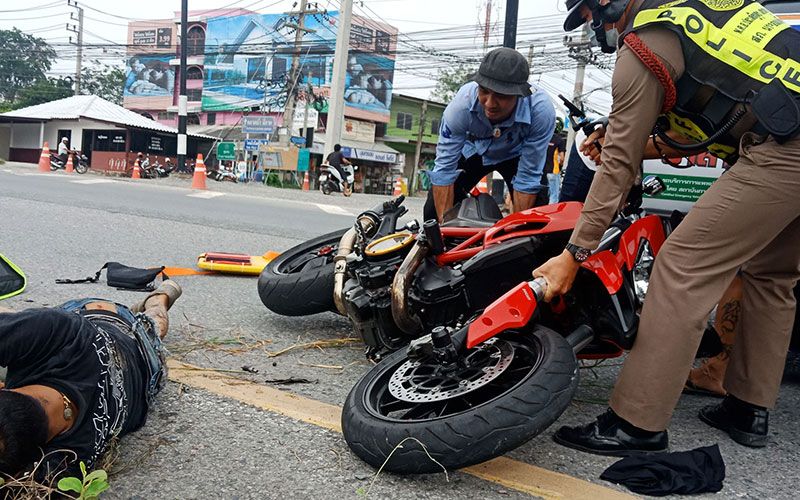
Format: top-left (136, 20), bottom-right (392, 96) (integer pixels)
top-left (131, 159), bottom-right (141, 179)
top-left (476, 176), bottom-right (489, 194)
top-left (302, 171), bottom-right (310, 191)
top-left (392, 176), bottom-right (403, 196)
top-left (38, 142), bottom-right (51, 172)
top-left (65, 153), bottom-right (74, 174)
top-left (191, 153), bottom-right (207, 190)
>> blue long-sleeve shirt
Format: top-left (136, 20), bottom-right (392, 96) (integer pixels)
top-left (430, 82), bottom-right (555, 194)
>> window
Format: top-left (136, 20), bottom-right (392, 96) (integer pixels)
top-left (206, 112), bottom-right (216, 125)
top-left (430, 118), bottom-right (441, 135)
top-left (186, 66), bottom-right (203, 80)
top-left (157, 111), bottom-right (176, 121)
top-left (187, 88), bottom-right (202, 102)
top-left (187, 113), bottom-right (201, 125)
top-left (186, 26), bottom-right (205, 57)
top-left (396, 112), bottom-right (413, 131)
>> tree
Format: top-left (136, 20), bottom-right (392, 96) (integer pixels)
top-left (81, 64), bottom-right (126, 105)
top-left (14, 77), bottom-right (73, 109)
top-left (0, 28), bottom-right (56, 104)
top-left (431, 63), bottom-right (477, 103)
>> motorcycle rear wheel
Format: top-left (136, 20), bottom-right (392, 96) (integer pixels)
top-left (321, 183), bottom-right (332, 195)
top-left (257, 228), bottom-right (347, 316)
top-left (342, 325), bottom-right (578, 474)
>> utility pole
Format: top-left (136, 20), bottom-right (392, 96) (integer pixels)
top-left (281, 0), bottom-right (314, 146)
top-left (323, 0), bottom-right (353, 160)
top-left (564, 23), bottom-right (591, 156)
top-left (410, 100), bottom-right (428, 195)
top-left (483, 0), bottom-right (492, 52)
top-left (177, 0), bottom-right (188, 173)
top-left (66, 0), bottom-right (84, 95)
top-left (503, 0), bottom-right (519, 48)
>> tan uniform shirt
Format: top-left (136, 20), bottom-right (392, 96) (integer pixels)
top-left (570, 28), bottom-right (685, 249)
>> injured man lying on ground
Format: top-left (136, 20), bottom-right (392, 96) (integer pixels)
top-left (0, 280), bottom-right (182, 482)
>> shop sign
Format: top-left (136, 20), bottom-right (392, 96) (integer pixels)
top-left (149, 136), bottom-right (164, 151)
top-left (344, 147), bottom-right (397, 164)
top-left (297, 148), bottom-right (310, 172)
top-left (342, 118), bottom-right (376, 143)
top-left (242, 116), bottom-right (275, 134)
top-left (217, 142), bottom-right (237, 160)
top-left (132, 29), bottom-right (157, 45)
top-left (290, 136), bottom-right (307, 146)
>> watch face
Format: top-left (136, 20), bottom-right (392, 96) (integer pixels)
top-left (576, 248), bottom-right (591, 262)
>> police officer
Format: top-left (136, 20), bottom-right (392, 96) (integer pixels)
top-left (425, 47), bottom-right (556, 222)
top-left (534, 0), bottom-right (800, 455)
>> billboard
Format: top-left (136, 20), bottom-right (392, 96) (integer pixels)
top-left (202, 12), bottom-right (397, 122)
top-left (124, 21), bottom-right (176, 109)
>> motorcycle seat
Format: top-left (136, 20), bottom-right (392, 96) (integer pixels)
top-left (441, 193), bottom-right (503, 228)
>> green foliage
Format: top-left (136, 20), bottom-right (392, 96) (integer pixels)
top-left (0, 28), bottom-right (56, 104)
top-left (431, 63), bottom-right (477, 103)
top-left (13, 77), bottom-right (73, 109)
top-left (81, 64), bottom-right (125, 105)
top-left (57, 462), bottom-right (109, 500)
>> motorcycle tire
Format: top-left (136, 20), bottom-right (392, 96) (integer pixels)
top-left (50, 163), bottom-right (59, 171)
top-left (75, 163), bottom-right (88, 174)
top-left (257, 228), bottom-right (347, 316)
top-left (321, 183), bottom-right (332, 195)
top-left (342, 325), bottom-right (579, 474)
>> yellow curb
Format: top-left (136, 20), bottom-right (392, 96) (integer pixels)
top-left (167, 360), bottom-right (635, 500)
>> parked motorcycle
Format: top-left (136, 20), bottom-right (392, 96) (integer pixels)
top-left (50, 152), bottom-right (88, 174)
top-left (319, 163), bottom-right (356, 196)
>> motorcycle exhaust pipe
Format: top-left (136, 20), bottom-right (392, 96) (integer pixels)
top-left (333, 228), bottom-right (357, 316)
top-left (391, 241), bottom-right (428, 334)
top-left (333, 215), bottom-right (379, 316)
top-left (565, 324), bottom-right (594, 354)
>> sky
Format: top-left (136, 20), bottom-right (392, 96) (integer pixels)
top-left (0, 0), bottom-right (613, 114)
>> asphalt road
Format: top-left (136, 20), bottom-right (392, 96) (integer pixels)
top-left (1, 163), bottom-right (798, 499)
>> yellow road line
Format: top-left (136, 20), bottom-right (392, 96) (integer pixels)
top-left (168, 360), bottom-right (634, 500)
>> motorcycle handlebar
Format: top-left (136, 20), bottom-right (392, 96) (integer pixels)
top-left (528, 277), bottom-right (548, 302)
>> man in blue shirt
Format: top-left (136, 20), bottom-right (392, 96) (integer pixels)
top-left (425, 47), bottom-right (556, 221)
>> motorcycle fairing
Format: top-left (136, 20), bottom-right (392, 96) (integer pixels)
top-left (581, 215), bottom-right (666, 294)
top-left (466, 281), bottom-right (540, 349)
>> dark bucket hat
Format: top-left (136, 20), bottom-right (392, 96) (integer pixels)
top-left (472, 47), bottom-right (532, 97)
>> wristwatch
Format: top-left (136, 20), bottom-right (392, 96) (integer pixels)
top-left (565, 243), bottom-right (591, 263)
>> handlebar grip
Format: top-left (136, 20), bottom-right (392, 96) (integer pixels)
top-left (529, 277), bottom-right (548, 302)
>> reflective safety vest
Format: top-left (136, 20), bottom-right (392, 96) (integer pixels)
top-left (629, 0), bottom-right (800, 159)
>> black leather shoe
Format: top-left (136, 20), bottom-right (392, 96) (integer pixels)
top-left (553, 409), bottom-right (668, 457)
top-left (699, 395), bottom-right (768, 447)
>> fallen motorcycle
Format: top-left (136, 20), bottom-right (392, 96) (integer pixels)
top-left (339, 182), bottom-right (671, 473)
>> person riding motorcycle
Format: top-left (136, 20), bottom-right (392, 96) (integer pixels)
top-left (533, 0), bottom-right (800, 455)
top-left (325, 144), bottom-right (352, 191)
top-left (57, 137), bottom-right (70, 164)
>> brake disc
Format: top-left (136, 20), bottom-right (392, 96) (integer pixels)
top-left (388, 337), bottom-right (515, 403)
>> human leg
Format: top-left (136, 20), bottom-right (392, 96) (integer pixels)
top-left (555, 134), bottom-right (800, 454)
top-left (559, 144), bottom-right (595, 203)
top-left (132, 280), bottom-right (182, 339)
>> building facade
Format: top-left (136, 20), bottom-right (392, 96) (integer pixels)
top-left (383, 94), bottom-right (445, 192)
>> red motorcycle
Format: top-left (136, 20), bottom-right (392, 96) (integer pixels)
top-left (339, 179), bottom-right (672, 473)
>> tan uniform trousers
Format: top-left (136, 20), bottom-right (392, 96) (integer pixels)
top-left (610, 132), bottom-right (800, 432)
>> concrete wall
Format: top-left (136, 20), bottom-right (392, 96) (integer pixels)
top-left (9, 119), bottom-right (127, 151)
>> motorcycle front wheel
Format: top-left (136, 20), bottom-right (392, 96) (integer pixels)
top-left (342, 325), bottom-right (578, 474)
top-left (75, 162), bottom-right (88, 174)
top-left (321, 182), bottom-right (333, 195)
top-left (257, 228), bottom-right (347, 316)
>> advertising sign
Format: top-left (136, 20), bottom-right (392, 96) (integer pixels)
top-left (123, 20), bottom-right (176, 109)
top-left (297, 148), bottom-right (310, 172)
top-left (217, 142), bottom-right (237, 161)
top-left (202, 12), bottom-right (397, 122)
top-left (342, 147), bottom-right (397, 164)
top-left (242, 116), bottom-right (275, 134)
